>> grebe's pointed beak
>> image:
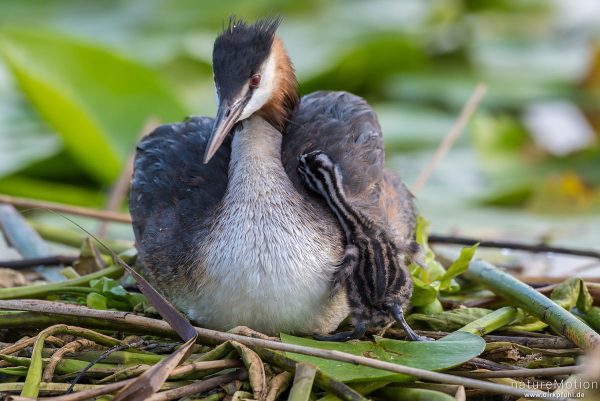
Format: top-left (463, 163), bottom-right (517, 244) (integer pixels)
top-left (203, 97), bottom-right (246, 163)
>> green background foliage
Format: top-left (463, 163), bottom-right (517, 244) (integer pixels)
top-left (0, 0), bottom-right (599, 245)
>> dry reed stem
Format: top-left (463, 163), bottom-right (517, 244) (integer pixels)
top-left (411, 83), bottom-right (487, 194)
top-left (0, 194), bottom-right (131, 223)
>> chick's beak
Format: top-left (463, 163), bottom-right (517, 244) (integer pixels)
top-left (203, 98), bottom-right (246, 164)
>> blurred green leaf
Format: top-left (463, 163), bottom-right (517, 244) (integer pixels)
top-left (0, 82), bottom-right (61, 178)
top-left (0, 27), bottom-right (187, 184)
top-left (281, 331), bottom-right (485, 383)
top-left (0, 175), bottom-right (105, 206)
top-left (551, 277), bottom-right (593, 313)
top-left (86, 292), bottom-right (108, 310)
top-left (411, 277), bottom-right (439, 307)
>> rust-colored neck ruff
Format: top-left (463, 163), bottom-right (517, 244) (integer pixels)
top-left (258, 37), bottom-right (299, 131)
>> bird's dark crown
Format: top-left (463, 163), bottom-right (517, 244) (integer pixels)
top-left (213, 16), bottom-right (281, 100)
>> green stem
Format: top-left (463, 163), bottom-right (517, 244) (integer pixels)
top-left (74, 350), bottom-right (164, 365)
top-left (30, 221), bottom-right (133, 254)
top-left (0, 265), bottom-right (123, 300)
top-left (465, 259), bottom-right (600, 351)
top-left (288, 363), bottom-right (317, 401)
top-left (458, 306), bottom-right (518, 336)
top-left (0, 354), bottom-right (117, 374)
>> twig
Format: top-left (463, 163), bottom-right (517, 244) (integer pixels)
top-left (0, 300), bottom-right (558, 400)
top-left (97, 118), bottom-right (159, 237)
top-left (0, 255), bottom-right (78, 269)
top-left (145, 370), bottom-right (247, 401)
top-left (483, 335), bottom-right (576, 349)
top-left (411, 83), bottom-right (487, 194)
top-left (466, 358), bottom-right (520, 371)
top-left (450, 365), bottom-right (584, 379)
top-left (0, 336), bottom-right (64, 356)
top-left (29, 222), bottom-right (133, 254)
top-left (65, 342), bottom-right (140, 393)
top-left (42, 339), bottom-right (95, 382)
top-left (429, 234), bottom-right (600, 260)
top-left (0, 194), bottom-right (131, 223)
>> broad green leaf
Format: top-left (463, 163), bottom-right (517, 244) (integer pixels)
top-left (0, 72), bottom-right (61, 178)
top-left (0, 175), bottom-right (106, 207)
top-left (280, 331), bottom-right (485, 383)
top-left (0, 27), bottom-right (187, 184)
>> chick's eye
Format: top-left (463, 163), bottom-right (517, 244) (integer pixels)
top-left (249, 74), bottom-right (261, 88)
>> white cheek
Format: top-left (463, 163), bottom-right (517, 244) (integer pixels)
top-left (239, 52), bottom-right (276, 120)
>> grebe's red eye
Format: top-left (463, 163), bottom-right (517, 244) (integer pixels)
top-left (249, 74), bottom-right (261, 88)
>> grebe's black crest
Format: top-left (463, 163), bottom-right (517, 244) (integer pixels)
top-left (213, 16), bottom-right (282, 100)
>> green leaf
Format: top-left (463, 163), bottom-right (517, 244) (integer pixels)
top-left (0, 27), bottom-right (187, 184)
top-left (0, 79), bottom-right (61, 179)
top-left (86, 292), bottom-right (108, 310)
top-left (90, 277), bottom-right (127, 297)
top-left (551, 277), bottom-right (594, 313)
top-left (280, 331), bottom-right (485, 383)
top-left (0, 175), bottom-right (106, 207)
top-left (411, 277), bottom-right (438, 307)
top-left (417, 298), bottom-right (444, 315)
top-left (412, 216), bottom-right (446, 282)
top-left (89, 277), bottom-right (148, 309)
top-left (439, 244), bottom-right (478, 290)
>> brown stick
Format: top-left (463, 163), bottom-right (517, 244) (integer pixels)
top-left (450, 365), bottom-right (583, 378)
top-left (0, 194), bottom-right (131, 223)
top-left (429, 234), bottom-right (600, 260)
top-left (145, 370), bottom-right (247, 401)
top-left (411, 83), bottom-right (487, 194)
top-left (0, 255), bottom-right (78, 269)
